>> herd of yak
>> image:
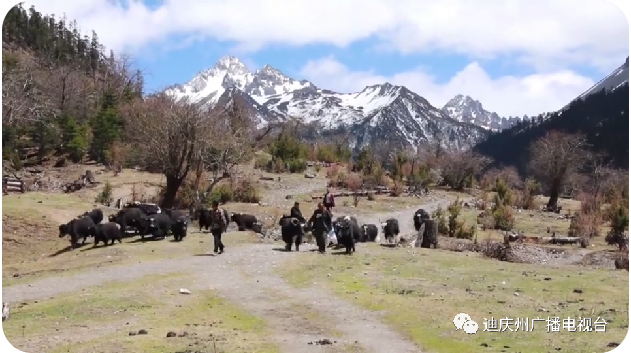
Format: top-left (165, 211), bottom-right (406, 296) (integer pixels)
top-left (58, 202), bottom-right (438, 254)
top-left (278, 208), bottom-right (438, 254)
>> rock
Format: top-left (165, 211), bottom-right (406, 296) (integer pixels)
top-left (179, 288), bottom-right (191, 294)
top-left (573, 288), bottom-right (583, 294)
top-left (607, 342), bottom-right (619, 348)
top-left (137, 329), bottom-right (148, 335)
top-left (309, 339), bottom-right (333, 345)
top-left (178, 331), bottom-right (189, 337)
top-left (129, 331), bottom-right (137, 336)
top-left (166, 331), bottom-right (177, 338)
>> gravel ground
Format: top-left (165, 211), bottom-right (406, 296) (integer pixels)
top-left (3, 191), bottom-right (457, 353)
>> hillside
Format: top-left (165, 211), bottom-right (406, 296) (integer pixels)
top-left (165, 56), bottom-right (489, 151)
top-left (2, 4), bottom-right (143, 172)
top-left (474, 83), bottom-right (629, 172)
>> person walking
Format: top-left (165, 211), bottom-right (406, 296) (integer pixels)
top-left (209, 200), bottom-right (226, 254)
top-left (323, 189), bottom-right (335, 214)
top-left (290, 201), bottom-right (306, 224)
top-left (307, 202), bottom-right (332, 254)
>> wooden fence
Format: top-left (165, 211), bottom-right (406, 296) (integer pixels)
top-left (2, 176), bottom-right (25, 194)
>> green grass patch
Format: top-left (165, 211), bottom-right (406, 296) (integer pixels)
top-left (280, 244), bottom-right (629, 353)
top-left (3, 272), bottom-right (279, 353)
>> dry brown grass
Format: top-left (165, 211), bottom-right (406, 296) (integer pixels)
top-left (458, 195), bottom-right (615, 250)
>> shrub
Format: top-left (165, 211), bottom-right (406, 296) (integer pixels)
top-left (346, 172), bottom-right (363, 207)
top-left (314, 164), bottom-right (321, 173)
top-left (432, 207), bottom-right (449, 235)
top-left (367, 192), bottom-right (376, 201)
top-left (266, 159), bottom-right (285, 173)
top-left (481, 166), bottom-right (522, 191)
top-left (232, 179), bottom-right (261, 203)
top-left (254, 154), bottom-right (271, 170)
top-left (209, 179), bottom-right (261, 204)
top-left (477, 211), bottom-right (496, 230)
top-left (447, 198), bottom-right (463, 218)
top-left (614, 251), bottom-right (629, 270)
top-left (337, 170), bottom-right (348, 187)
top-left (326, 164), bottom-right (339, 178)
top-left (95, 181), bottom-right (114, 205)
top-left (493, 178), bottom-right (513, 207)
top-left (209, 184), bottom-right (234, 205)
top-left (287, 158), bottom-right (307, 173)
top-left (492, 205), bottom-right (515, 231)
top-left (455, 223), bottom-right (476, 240)
top-left (476, 191), bottom-right (489, 210)
top-left (514, 178), bottom-right (540, 210)
top-left (568, 211), bottom-right (601, 239)
top-left (604, 202), bottom-right (629, 250)
top-left (390, 183), bottom-right (404, 197)
top-left (480, 237), bottom-right (510, 260)
top-left (380, 175), bottom-right (393, 188)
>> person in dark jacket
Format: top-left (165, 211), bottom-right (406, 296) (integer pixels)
top-left (290, 202), bottom-right (306, 223)
top-left (290, 201), bottom-right (307, 240)
top-left (209, 201), bottom-right (227, 254)
top-left (307, 203), bottom-right (332, 254)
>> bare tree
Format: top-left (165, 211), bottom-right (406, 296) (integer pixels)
top-left (199, 98), bottom-right (259, 193)
top-left (481, 166), bottom-right (523, 190)
top-left (2, 57), bottom-right (54, 126)
top-left (528, 131), bottom-right (590, 209)
top-left (43, 63), bottom-right (86, 113)
top-left (120, 93), bottom-right (210, 208)
top-left (439, 149), bottom-right (491, 190)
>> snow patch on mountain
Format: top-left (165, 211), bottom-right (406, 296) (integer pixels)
top-left (576, 56), bottom-right (629, 101)
top-left (441, 94), bottom-right (519, 131)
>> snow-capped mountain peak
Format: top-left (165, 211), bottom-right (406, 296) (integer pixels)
top-left (213, 55), bottom-right (249, 73)
top-left (441, 94), bottom-right (517, 131)
top-left (165, 55), bottom-right (255, 105)
top-left (165, 56), bottom-right (313, 106)
top-left (164, 56), bottom-right (490, 151)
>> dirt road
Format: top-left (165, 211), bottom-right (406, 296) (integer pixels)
top-left (3, 198), bottom-right (457, 353)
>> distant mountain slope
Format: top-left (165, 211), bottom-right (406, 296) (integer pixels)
top-left (441, 94), bottom-right (520, 131)
top-left (574, 57), bottom-right (629, 102)
top-left (164, 56), bottom-right (489, 151)
top-left (474, 83), bottom-right (629, 173)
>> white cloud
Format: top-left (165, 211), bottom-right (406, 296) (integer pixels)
top-left (298, 56), bottom-right (595, 117)
top-left (18, 0), bottom-right (629, 72)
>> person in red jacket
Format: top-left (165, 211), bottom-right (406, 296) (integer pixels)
top-left (323, 189), bottom-right (335, 214)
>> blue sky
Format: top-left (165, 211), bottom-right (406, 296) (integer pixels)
top-left (16, 0), bottom-right (630, 117)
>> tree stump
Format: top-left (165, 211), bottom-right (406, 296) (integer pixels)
top-left (420, 219), bottom-right (438, 248)
top-left (414, 222), bottom-right (426, 248)
top-left (614, 253), bottom-right (629, 271)
top-left (85, 170), bottom-right (95, 183)
top-left (2, 302), bottom-right (9, 321)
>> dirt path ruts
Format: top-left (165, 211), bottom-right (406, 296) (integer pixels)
top-left (2, 197), bottom-right (460, 353)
